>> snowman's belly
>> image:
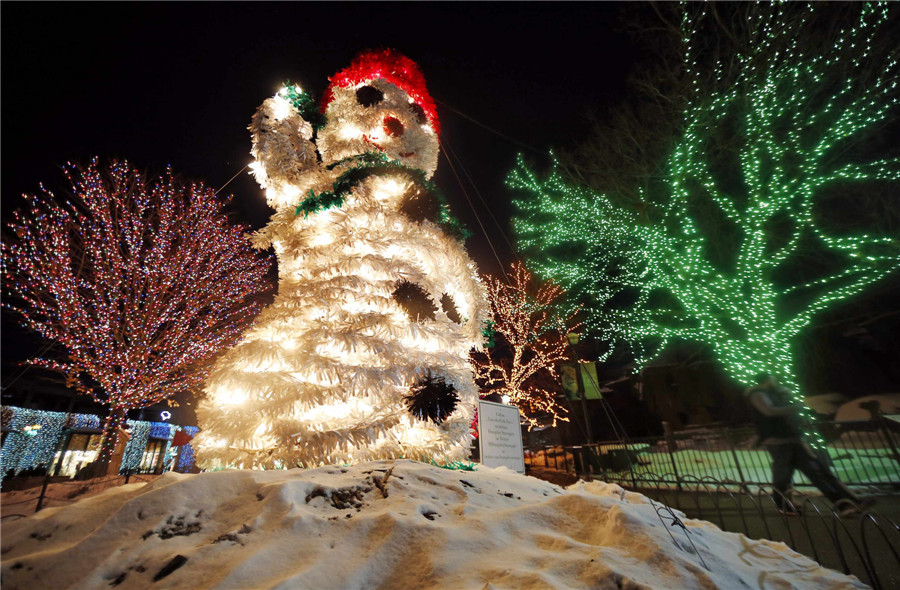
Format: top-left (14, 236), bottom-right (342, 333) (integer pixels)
top-left (194, 286), bottom-right (478, 470)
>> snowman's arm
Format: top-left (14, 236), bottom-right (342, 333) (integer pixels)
top-left (249, 95), bottom-right (322, 208)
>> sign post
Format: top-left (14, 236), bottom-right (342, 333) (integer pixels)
top-left (477, 400), bottom-right (525, 473)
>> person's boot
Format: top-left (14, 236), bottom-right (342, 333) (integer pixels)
top-left (777, 499), bottom-right (803, 516)
top-left (833, 498), bottom-right (874, 517)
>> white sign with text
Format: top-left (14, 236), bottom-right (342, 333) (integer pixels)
top-left (477, 400), bottom-right (525, 473)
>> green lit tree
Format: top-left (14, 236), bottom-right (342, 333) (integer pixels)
top-left (509, 3), bottom-right (899, 444)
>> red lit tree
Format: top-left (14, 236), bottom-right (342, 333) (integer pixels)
top-left (2, 159), bottom-right (270, 463)
top-left (472, 263), bottom-right (581, 428)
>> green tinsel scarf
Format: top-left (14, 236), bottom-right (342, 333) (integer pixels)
top-left (295, 152), bottom-right (470, 241)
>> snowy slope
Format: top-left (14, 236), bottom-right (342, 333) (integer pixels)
top-left (835, 394), bottom-right (900, 422)
top-left (1, 460), bottom-right (864, 589)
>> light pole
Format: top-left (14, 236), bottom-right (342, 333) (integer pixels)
top-left (566, 333), bottom-right (593, 444)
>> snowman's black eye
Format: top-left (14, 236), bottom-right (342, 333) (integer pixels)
top-left (409, 103), bottom-right (428, 125)
top-left (356, 85), bottom-right (384, 107)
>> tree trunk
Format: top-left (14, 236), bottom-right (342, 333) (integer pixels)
top-left (97, 407), bottom-right (128, 472)
top-left (74, 407), bottom-right (128, 480)
top-left (719, 342), bottom-right (826, 448)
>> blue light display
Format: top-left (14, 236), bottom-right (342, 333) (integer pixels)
top-left (66, 413), bottom-right (101, 430)
top-left (0, 407), bottom-right (199, 478)
top-left (120, 421), bottom-right (152, 473)
top-left (175, 426), bottom-right (200, 472)
top-left (1, 408), bottom-right (67, 476)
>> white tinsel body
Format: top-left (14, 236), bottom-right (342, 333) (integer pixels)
top-left (196, 74), bottom-right (486, 469)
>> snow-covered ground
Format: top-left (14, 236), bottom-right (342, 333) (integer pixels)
top-left (1, 474), bottom-right (162, 515)
top-left (834, 394), bottom-right (900, 422)
top-left (1, 460), bottom-right (865, 589)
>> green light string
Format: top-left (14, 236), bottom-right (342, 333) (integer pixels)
top-left (508, 3), bottom-right (899, 450)
top-left (279, 81), bottom-right (327, 130)
top-left (431, 459), bottom-right (477, 471)
top-left (296, 151), bottom-right (471, 241)
top-left (481, 319), bottom-right (497, 348)
top-left (294, 188), bottom-right (346, 217)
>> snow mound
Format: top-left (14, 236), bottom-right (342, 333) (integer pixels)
top-left (1, 460), bottom-right (864, 589)
top-left (835, 393), bottom-right (900, 422)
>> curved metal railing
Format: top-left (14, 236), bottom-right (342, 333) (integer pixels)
top-left (527, 450), bottom-right (900, 590)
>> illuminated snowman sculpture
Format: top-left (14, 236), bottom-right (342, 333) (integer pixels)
top-left (195, 50), bottom-right (487, 470)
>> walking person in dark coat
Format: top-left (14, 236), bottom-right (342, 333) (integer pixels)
top-left (744, 373), bottom-right (868, 516)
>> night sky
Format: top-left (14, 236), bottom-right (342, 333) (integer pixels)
top-left (2, 3), bottom-right (898, 402)
top-left (2, 2), bottom-right (638, 270)
top-left (0, 2), bottom-right (638, 369)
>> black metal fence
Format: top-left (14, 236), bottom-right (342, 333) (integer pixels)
top-left (524, 420), bottom-right (900, 589)
top-left (526, 419), bottom-right (900, 490)
top-left (600, 471), bottom-right (900, 590)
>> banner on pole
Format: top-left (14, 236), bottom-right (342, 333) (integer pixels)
top-left (561, 362), bottom-right (603, 400)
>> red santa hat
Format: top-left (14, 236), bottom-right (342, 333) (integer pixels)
top-left (321, 48), bottom-right (441, 135)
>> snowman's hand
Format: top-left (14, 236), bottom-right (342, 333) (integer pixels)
top-left (249, 96), bottom-right (321, 207)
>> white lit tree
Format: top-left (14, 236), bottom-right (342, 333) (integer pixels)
top-left (195, 50), bottom-right (488, 470)
top-left (2, 160), bottom-right (270, 465)
top-left (472, 262), bottom-right (579, 429)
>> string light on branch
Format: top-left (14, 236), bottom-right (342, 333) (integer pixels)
top-left (120, 421), bottom-right (151, 473)
top-left (2, 159), bottom-right (271, 462)
top-left (509, 3), bottom-right (899, 448)
top-left (472, 262), bottom-right (581, 429)
top-left (175, 426), bottom-right (201, 472)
